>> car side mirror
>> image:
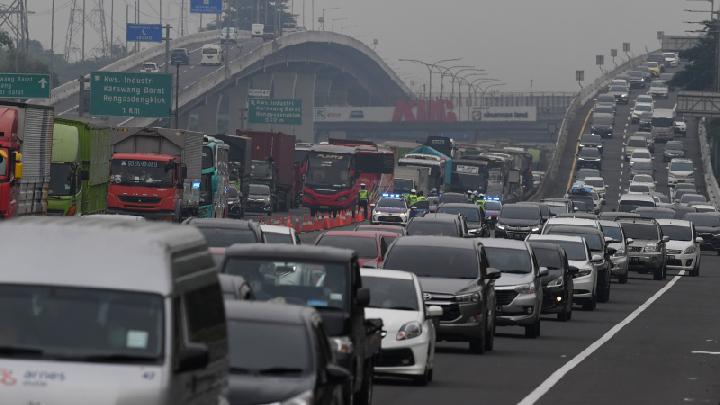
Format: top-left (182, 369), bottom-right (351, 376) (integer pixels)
top-left (425, 305), bottom-right (443, 319)
top-left (606, 247), bottom-right (617, 256)
top-left (604, 236), bottom-right (614, 244)
top-left (626, 238), bottom-right (634, 245)
top-left (325, 364), bottom-right (351, 386)
top-left (538, 267), bottom-right (550, 277)
top-left (662, 236), bottom-right (670, 243)
top-left (175, 344), bottom-right (209, 372)
top-left (356, 287), bottom-right (370, 307)
top-left (483, 267), bottom-right (502, 280)
top-left (696, 237), bottom-right (704, 244)
top-left (568, 266), bottom-right (579, 275)
top-left (591, 254), bottom-right (603, 263)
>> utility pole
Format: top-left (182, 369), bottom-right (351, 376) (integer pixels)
top-left (312, 0), bottom-right (315, 30)
top-left (51, 0), bottom-right (55, 85)
top-left (164, 24), bottom-right (171, 73)
top-left (160, 0), bottom-right (163, 26)
top-left (81, 0), bottom-right (86, 61)
top-left (125, 3), bottom-right (128, 53)
top-left (180, 0), bottom-right (184, 36)
top-left (110, 0), bottom-right (114, 57)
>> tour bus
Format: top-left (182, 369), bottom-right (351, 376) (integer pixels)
top-left (201, 44), bottom-right (224, 66)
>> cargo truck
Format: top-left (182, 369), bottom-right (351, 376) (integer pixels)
top-left (200, 135), bottom-right (230, 218)
top-left (0, 101), bottom-right (54, 219)
top-left (393, 166), bottom-right (431, 196)
top-left (48, 118), bottom-right (111, 216)
top-left (107, 127), bottom-right (203, 221)
top-left (214, 134), bottom-right (252, 215)
top-left (237, 130), bottom-right (296, 211)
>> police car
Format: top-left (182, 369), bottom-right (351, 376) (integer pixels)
top-left (371, 194), bottom-right (411, 225)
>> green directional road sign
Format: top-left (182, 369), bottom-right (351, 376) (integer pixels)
top-left (248, 98), bottom-right (303, 125)
top-left (90, 72), bottom-right (172, 117)
top-left (0, 73), bottom-right (51, 98)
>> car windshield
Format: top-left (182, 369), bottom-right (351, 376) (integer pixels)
top-left (670, 162), bottom-right (694, 171)
top-left (628, 138), bottom-right (647, 147)
top-left (264, 232), bottom-right (293, 244)
top-left (0, 285), bottom-right (163, 363)
top-left (316, 235), bottom-right (378, 258)
top-left (609, 86), bottom-right (626, 92)
top-left (582, 135), bottom-right (601, 144)
top-left (501, 205), bottom-right (540, 220)
top-left (580, 148), bottom-right (600, 158)
top-left (593, 116), bottom-right (613, 125)
top-left (485, 201), bottom-right (502, 210)
top-left (362, 276), bottom-right (419, 311)
top-left (635, 208), bottom-right (675, 219)
top-left (547, 204), bottom-right (568, 215)
top-left (406, 220), bottom-right (459, 236)
top-left (142, 63), bottom-right (156, 69)
top-left (621, 223), bottom-right (660, 240)
top-left (633, 175), bottom-right (653, 183)
top-left (484, 247), bottom-right (532, 273)
top-left (544, 226), bottom-right (604, 251)
top-left (438, 206), bottom-right (480, 222)
top-left (666, 142), bottom-right (683, 150)
top-left (601, 225), bottom-right (623, 242)
top-left (584, 178), bottom-right (604, 188)
top-left (378, 198), bottom-right (406, 209)
top-left (533, 239), bottom-right (587, 261)
top-left (686, 214), bottom-right (720, 226)
top-left (633, 161), bottom-right (653, 170)
top-left (223, 259), bottom-right (349, 310)
top-left (635, 104), bottom-right (652, 112)
top-left (383, 246), bottom-right (479, 279)
top-left (249, 184), bottom-right (270, 195)
top-left (530, 248), bottom-right (563, 276)
top-left (632, 151), bottom-right (651, 159)
top-left (629, 184), bottom-right (650, 193)
top-left (196, 227), bottom-right (258, 247)
top-left (228, 320), bottom-right (309, 374)
top-left (110, 159), bottom-right (173, 187)
top-left (660, 225), bottom-right (692, 241)
top-left (48, 163), bottom-right (75, 196)
top-left (576, 169), bottom-right (600, 178)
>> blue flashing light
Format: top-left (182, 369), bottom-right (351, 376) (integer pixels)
top-left (382, 193), bottom-right (402, 199)
top-left (486, 196), bottom-right (502, 201)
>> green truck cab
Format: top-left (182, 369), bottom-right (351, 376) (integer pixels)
top-left (199, 135), bottom-right (230, 218)
top-left (48, 118), bottom-right (111, 216)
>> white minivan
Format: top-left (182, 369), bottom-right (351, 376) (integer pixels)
top-left (0, 217), bottom-right (227, 405)
top-left (201, 44), bottom-right (224, 66)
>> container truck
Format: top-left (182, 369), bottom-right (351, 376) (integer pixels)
top-left (48, 118), bottom-right (111, 216)
top-left (199, 135), bottom-right (230, 218)
top-left (0, 101), bottom-right (54, 219)
top-left (237, 130), bottom-right (296, 211)
top-left (214, 134), bottom-right (252, 214)
top-left (393, 166), bottom-right (431, 196)
top-left (107, 127), bottom-right (203, 221)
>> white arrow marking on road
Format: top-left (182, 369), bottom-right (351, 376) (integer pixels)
top-left (691, 351), bottom-right (720, 355)
top-left (38, 78), bottom-right (47, 88)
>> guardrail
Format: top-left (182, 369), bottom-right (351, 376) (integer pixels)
top-left (31, 29), bottom-right (226, 106)
top-left (697, 117), bottom-right (720, 206)
top-left (529, 53), bottom-right (650, 200)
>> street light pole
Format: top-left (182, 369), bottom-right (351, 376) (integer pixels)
top-left (436, 64), bottom-right (472, 100)
top-left (452, 68), bottom-right (485, 107)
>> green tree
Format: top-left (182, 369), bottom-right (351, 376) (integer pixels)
top-left (225, 0), bottom-right (297, 32)
top-left (670, 21), bottom-right (716, 91)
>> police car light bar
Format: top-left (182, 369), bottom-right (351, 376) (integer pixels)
top-left (486, 196), bottom-right (501, 201)
top-left (382, 193), bottom-right (402, 198)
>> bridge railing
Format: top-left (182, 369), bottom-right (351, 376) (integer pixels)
top-left (698, 118), bottom-right (720, 206)
top-left (529, 53), bottom-right (650, 201)
top-left (35, 29), bottom-right (226, 106)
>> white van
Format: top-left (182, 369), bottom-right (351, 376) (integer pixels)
top-left (0, 217), bottom-right (227, 405)
top-left (201, 44), bottom-right (224, 66)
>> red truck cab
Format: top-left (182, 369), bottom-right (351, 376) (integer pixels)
top-left (0, 108), bottom-right (22, 219)
top-left (106, 152), bottom-right (185, 221)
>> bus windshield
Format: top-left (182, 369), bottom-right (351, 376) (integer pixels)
top-left (306, 153), bottom-right (353, 188)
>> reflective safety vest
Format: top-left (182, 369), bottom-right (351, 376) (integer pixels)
top-left (413, 196), bottom-right (427, 206)
top-left (475, 199), bottom-right (486, 209)
top-left (359, 189), bottom-right (369, 201)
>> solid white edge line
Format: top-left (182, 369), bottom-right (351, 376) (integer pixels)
top-left (58, 105), bottom-right (79, 116)
top-left (517, 270), bottom-right (686, 405)
top-left (118, 117), bottom-right (134, 126)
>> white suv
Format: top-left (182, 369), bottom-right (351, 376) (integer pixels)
top-left (667, 158), bottom-right (695, 187)
top-left (656, 219), bottom-right (702, 276)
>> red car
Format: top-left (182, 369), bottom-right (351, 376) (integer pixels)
top-left (353, 224), bottom-right (407, 236)
top-left (315, 230), bottom-right (398, 268)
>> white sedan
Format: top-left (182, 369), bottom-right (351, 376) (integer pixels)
top-left (140, 62), bottom-right (160, 73)
top-left (361, 269), bottom-right (441, 385)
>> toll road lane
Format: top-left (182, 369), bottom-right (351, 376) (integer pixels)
top-left (372, 253), bottom-right (720, 405)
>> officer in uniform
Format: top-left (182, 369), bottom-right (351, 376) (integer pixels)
top-left (358, 183), bottom-right (369, 218)
top-left (406, 189), bottom-right (418, 207)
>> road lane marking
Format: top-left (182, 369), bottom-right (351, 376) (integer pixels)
top-left (691, 351), bottom-right (720, 355)
top-left (59, 105), bottom-right (79, 116)
top-left (118, 117), bottom-right (134, 126)
top-left (517, 270), bottom-right (686, 405)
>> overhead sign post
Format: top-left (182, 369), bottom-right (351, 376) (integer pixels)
top-left (0, 73), bottom-right (51, 98)
top-left (676, 91), bottom-right (720, 116)
top-left (90, 71), bottom-right (172, 117)
top-left (248, 99), bottom-right (303, 125)
top-left (126, 23), bottom-right (163, 43)
top-left (190, 0), bottom-right (222, 13)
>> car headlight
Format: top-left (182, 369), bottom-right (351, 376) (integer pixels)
top-left (515, 282), bottom-right (536, 295)
top-left (331, 336), bottom-right (354, 354)
top-left (373, 211), bottom-right (383, 218)
top-left (531, 226), bottom-right (541, 233)
top-left (644, 244), bottom-right (660, 252)
top-left (281, 389), bottom-right (313, 405)
top-left (612, 250), bottom-right (625, 258)
top-left (397, 321), bottom-right (423, 341)
top-left (456, 292), bottom-right (480, 303)
top-left (548, 277), bottom-right (563, 288)
top-left (576, 269), bottom-right (592, 277)
top-left (496, 224), bottom-right (506, 230)
top-left (683, 245), bottom-right (696, 254)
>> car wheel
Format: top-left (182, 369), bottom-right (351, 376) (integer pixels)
top-left (558, 300), bottom-right (572, 321)
top-left (582, 294), bottom-right (597, 311)
top-left (597, 273), bottom-right (610, 303)
top-left (484, 310), bottom-right (495, 351)
top-left (468, 317), bottom-right (487, 354)
top-left (618, 274), bottom-right (628, 284)
top-left (653, 265), bottom-right (664, 280)
top-left (413, 367), bottom-right (431, 387)
top-left (525, 319), bottom-right (540, 339)
top-left (691, 263), bottom-right (700, 277)
top-left (353, 361), bottom-right (373, 405)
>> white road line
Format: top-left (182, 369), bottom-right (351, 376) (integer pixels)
top-left (118, 117), bottom-right (134, 126)
top-left (691, 351), bottom-right (720, 355)
top-left (517, 270), bottom-right (686, 405)
top-left (59, 105), bottom-right (79, 116)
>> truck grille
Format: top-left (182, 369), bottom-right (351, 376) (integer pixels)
top-left (118, 195), bottom-right (161, 204)
top-left (496, 290), bottom-right (519, 306)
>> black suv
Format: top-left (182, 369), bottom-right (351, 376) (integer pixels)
top-left (406, 213), bottom-right (467, 237)
top-left (495, 204), bottom-right (543, 239)
top-left (437, 203), bottom-right (489, 237)
top-left (685, 213), bottom-right (720, 254)
top-left (580, 133), bottom-right (604, 154)
top-left (527, 241), bottom-right (577, 321)
top-left (618, 217), bottom-right (669, 280)
top-left (383, 236), bottom-right (501, 354)
top-left (577, 147), bottom-right (602, 171)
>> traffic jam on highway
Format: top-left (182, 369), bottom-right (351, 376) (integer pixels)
top-left (1, 19), bottom-right (720, 405)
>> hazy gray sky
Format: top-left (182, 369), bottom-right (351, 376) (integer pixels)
top-left (25, 0), bottom-right (694, 91)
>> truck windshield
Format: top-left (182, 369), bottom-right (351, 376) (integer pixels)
top-left (49, 163), bottom-right (75, 196)
top-left (250, 161), bottom-right (272, 181)
top-left (394, 178), bottom-right (414, 194)
top-left (652, 116), bottom-right (673, 127)
top-left (200, 173), bottom-right (213, 206)
top-left (228, 320), bottom-right (310, 375)
top-left (202, 146), bottom-right (214, 170)
top-left (223, 259), bottom-right (349, 310)
top-left (0, 151), bottom-right (6, 179)
top-left (306, 153), bottom-right (352, 189)
top-left (0, 285), bottom-right (163, 363)
top-left (110, 159), bottom-right (173, 188)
